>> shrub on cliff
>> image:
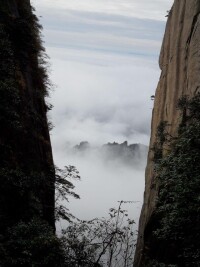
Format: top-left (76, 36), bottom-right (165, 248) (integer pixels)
top-left (152, 93), bottom-right (200, 266)
top-left (0, 218), bottom-right (64, 267)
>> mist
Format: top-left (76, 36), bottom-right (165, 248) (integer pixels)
top-left (55, 142), bottom-right (147, 230)
top-left (30, 0), bottom-right (174, 230)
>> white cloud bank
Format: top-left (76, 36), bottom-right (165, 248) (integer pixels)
top-left (49, 54), bottom-right (158, 149)
top-left (30, 0), bottom-right (174, 220)
top-left (30, 1), bottom-right (173, 148)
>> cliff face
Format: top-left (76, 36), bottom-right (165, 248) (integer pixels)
top-left (134, 0), bottom-right (200, 265)
top-left (0, 0), bottom-right (55, 231)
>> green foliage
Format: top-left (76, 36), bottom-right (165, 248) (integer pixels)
top-left (0, 167), bottom-right (54, 230)
top-left (60, 201), bottom-right (136, 267)
top-left (151, 93), bottom-right (200, 266)
top-left (151, 121), bottom-right (171, 163)
top-left (0, 218), bottom-right (64, 267)
top-left (0, 163), bottom-right (82, 265)
top-left (55, 165), bottom-right (80, 222)
top-left (16, 3), bottom-right (52, 97)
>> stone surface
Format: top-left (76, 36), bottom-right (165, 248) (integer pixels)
top-left (134, 0), bottom-right (200, 265)
top-left (0, 1), bottom-right (55, 231)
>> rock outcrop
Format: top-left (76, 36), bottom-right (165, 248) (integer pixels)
top-left (73, 141), bottom-right (148, 168)
top-left (0, 0), bottom-right (55, 232)
top-left (134, 0), bottom-right (200, 265)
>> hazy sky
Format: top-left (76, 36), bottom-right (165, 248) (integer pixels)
top-left (31, 0), bottom-right (173, 149)
top-left (30, 0), bottom-right (174, 222)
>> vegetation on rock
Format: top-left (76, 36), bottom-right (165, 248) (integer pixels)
top-left (144, 93), bottom-right (200, 266)
top-left (0, 1), bottom-right (56, 265)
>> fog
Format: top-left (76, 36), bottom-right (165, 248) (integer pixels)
top-left (55, 142), bottom-right (147, 230)
top-left (30, 0), bottom-right (174, 229)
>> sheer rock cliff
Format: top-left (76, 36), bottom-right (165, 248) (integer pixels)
top-left (0, 0), bottom-right (55, 232)
top-left (134, 0), bottom-right (200, 265)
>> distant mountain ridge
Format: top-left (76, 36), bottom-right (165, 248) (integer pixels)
top-left (73, 141), bottom-right (148, 168)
